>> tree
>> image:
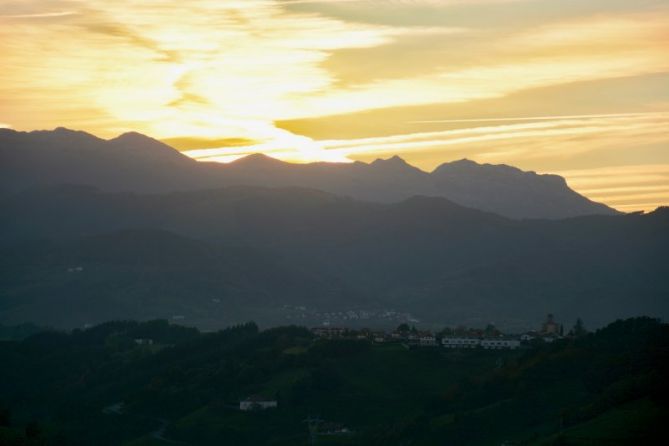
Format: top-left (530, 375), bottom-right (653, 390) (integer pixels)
top-left (439, 327), bottom-right (454, 337)
top-left (25, 420), bottom-right (41, 439)
top-left (484, 324), bottom-right (499, 337)
top-left (571, 318), bottom-right (587, 337)
top-left (396, 323), bottom-right (410, 333)
top-left (0, 407), bottom-right (10, 427)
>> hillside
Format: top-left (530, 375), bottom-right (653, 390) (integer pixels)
top-left (0, 128), bottom-right (617, 219)
top-left (0, 317), bottom-right (666, 445)
top-left (1, 186), bottom-right (667, 330)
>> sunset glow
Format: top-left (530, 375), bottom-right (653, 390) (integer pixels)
top-left (1, 0), bottom-right (668, 211)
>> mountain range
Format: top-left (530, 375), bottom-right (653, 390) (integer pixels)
top-left (0, 127), bottom-right (666, 330)
top-left (1, 184), bottom-right (667, 330)
top-left (0, 127), bottom-right (616, 219)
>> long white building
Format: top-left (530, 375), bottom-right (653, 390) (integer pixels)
top-left (442, 337), bottom-right (521, 350)
top-left (442, 337), bottom-right (480, 348)
top-left (480, 339), bottom-right (520, 350)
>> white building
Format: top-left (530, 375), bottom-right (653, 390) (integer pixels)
top-left (419, 336), bottom-right (438, 347)
top-left (442, 337), bottom-right (480, 348)
top-left (239, 395), bottom-right (278, 411)
top-left (480, 339), bottom-right (521, 350)
top-left (311, 327), bottom-right (347, 338)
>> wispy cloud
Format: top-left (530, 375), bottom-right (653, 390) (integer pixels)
top-left (0, 11), bottom-right (77, 18)
top-left (554, 164), bottom-right (669, 212)
top-left (184, 111), bottom-right (669, 211)
top-left (185, 112), bottom-right (669, 161)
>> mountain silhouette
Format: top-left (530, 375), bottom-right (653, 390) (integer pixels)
top-left (1, 185), bottom-right (666, 329)
top-left (1, 127), bottom-right (617, 219)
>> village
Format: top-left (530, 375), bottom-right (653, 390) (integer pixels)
top-left (233, 313), bottom-right (584, 444)
top-left (310, 313), bottom-right (576, 350)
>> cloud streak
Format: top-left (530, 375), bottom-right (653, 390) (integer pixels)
top-left (184, 111), bottom-right (669, 210)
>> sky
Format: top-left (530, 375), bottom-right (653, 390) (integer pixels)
top-left (1, 0), bottom-right (668, 212)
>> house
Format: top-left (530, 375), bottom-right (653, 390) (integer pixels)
top-left (390, 331), bottom-right (405, 340)
top-left (320, 422), bottom-right (351, 436)
top-left (311, 327), bottom-right (347, 339)
top-left (372, 332), bottom-right (387, 343)
top-left (239, 395), bottom-right (278, 411)
top-left (442, 337), bottom-right (480, 348)
top-left (405, 332), bottom-right (422, 347)
top-left (480, 339), bottom-right (520, 350)
top-left (520, 332), bottom-right (536, 342)
top-left (419, 335), bottom-right (438, 347)
top-left (133, 338), bottom-right (154, 346)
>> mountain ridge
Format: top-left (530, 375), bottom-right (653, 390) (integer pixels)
top-left (1, 184), bottom-right (666, 329)
top-left (0, 127), bottom-right (619, 219)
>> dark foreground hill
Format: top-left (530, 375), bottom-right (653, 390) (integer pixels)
top-left (0, 317), bottom-right (667, 445)
top-left (0, 127), bottom-right (616, 219)
top-left (1, 186), bottom-right (667, 329)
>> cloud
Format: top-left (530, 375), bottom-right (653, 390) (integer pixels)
top-left (184, 111), bottom-right (669, 165)
top-left (554, 164), bottom-right (669, 211)
top-left (314, 112), bottom-right (669, 157)
top-left (183, 111), bottom-right (669, 211)
top-left (0, 11), bottom-right (77, 18)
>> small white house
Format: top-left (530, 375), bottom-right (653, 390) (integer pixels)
top-left (442, 337), bottom-right (480, 348)
top-left (134, 338), bottom-right (154, 346)
top-left (240, 395), bottom-right (278, 411)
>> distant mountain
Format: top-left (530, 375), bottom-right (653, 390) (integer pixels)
top-left (1, 185), bottom-right (666, 329)
top-left (0, 127), bottom-right (219, 194)
top-left (0, 128), bottom-right (617, 219)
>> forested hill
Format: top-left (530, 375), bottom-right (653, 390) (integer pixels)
top-left (1, 186), bottom-right (667, 330)
top-left (0, 317), bottom-right (667, 445)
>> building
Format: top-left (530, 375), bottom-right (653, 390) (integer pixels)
top-left (442, 337), bottom-right (480, 348)
top-left (311, 327), bottom-right (347, 339)
top-left (419, 335), bottom-right (438, 347)
top-left (541, 314), bottom-right (560, 335)
top-left (319, 422), bottom-right (351, 436)
top-left (520, 333), bottom-right (536, 342)
top-left (372, 332), bottom-right (387, 343)
top-left (239, 395), bottom-right (278, 411)
top-left (480, 339), bottom-right (521, 350)
top-left (134, 338), bottom-right (154, 345)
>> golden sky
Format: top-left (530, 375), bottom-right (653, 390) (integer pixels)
top-left (1, 0), bottom-right (668, 211)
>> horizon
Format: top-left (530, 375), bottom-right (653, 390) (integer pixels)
top-left (1, 0), bottom-right (668, 212)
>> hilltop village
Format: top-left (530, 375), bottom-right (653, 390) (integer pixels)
top-left (311, 314), bottom-right (585, 350)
